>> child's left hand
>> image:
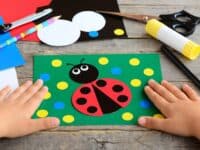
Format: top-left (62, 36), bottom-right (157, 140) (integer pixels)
top-left (0, 80), bottom-right (60, 138)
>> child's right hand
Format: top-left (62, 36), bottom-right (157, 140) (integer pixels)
top-left (138, 80), bottom-right (200, 139)
top-left (0, 80), bottom-right (60, 138)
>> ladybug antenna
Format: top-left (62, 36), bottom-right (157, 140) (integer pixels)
top-left (80, 58), bottom-right (85, 64)
top-left (66, 63), bottom-right (75, 66)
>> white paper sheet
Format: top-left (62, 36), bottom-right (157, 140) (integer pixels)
top-left (38, 20), bottom-right (81, 46)
top-left (72, 11), bottom-right (106, 32)
top-left (0, 68), bottom-right (19, 91)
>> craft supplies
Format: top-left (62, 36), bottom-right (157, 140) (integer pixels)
top-left (0, 8), bottom-right (53, 33)
top-left (0, 68), bottom-right (19, 91)
top-left (146, 19), bottom-right (200, 60)
top-left (98, 10), bottom-right (200, 60)
top-left (0, 16), bottom-right (60, 49)
top-left (38, 19), bottom-right (81, 46)
top-left (0, 17), bottom-right (25, 70)
top-left (0, 0), bottom-right (127, 42)
top-left (37, 11), bottom-right (106, 47)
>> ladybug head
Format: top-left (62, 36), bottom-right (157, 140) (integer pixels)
top-left (68, 59), bottom-right (99, 83)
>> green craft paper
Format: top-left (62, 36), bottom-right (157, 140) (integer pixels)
top-left (33, 53), bottom-right (163, 126)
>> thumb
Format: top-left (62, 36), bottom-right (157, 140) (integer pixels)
top-left (138, 117), bottom-right (166, 131)
top-left (26, 117), bottom-right (60, 134)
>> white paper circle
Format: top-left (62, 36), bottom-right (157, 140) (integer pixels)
top-left (72, 11), bottom-right (106, 32)
top-left (37, 20), bottom-right (81, 46)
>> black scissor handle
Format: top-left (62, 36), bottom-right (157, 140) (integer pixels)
top-left (159, 10), bottom-right (200, 36)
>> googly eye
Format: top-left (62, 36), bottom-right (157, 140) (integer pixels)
top-left (72, 68), bottom-right (81, 75)
top-left (80, 65), bottom-right (89, 71)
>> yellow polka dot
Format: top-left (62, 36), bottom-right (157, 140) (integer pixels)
top-left (36, 109), bottom-right (48, 118)
top-left (129, 58), bottom-right (140, 66)
top-left (114, 28), bottom-right (125, 36)
top-left (153, 114), bottom-right (165, 119)
top-left (98, 57), bottom-right (109, 65)
top-left (44, 92), bottom-right (51, 100)
top-left (130, 79), bottom-right (142, 87)
top-left (51, 59), bottom-right (62, 67)
top-left (57, 81), bottom-right (69, 90)
top-left (122, 112), bottom-right (134, 121)
top-left (144, 68), bottom-right (154, 76)
top-left (63, 115), bottom-right (75, 123)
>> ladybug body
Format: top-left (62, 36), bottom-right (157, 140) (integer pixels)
top-left (69, 63), bottom-right (132, 116)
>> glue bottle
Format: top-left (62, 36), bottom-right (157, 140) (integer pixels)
top-left (145, 19), bottom-right (200, 60)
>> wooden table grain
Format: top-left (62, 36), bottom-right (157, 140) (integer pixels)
top-left (1, 0), bottom-right (200, 149)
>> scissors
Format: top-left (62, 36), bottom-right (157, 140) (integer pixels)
top-left (97, 10), bottom-right (200, 36)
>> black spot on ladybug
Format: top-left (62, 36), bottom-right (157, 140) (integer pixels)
top-left (93, 85), bottom-right (121, 113)
top-left (96, 80), bottom-right (107, 87)
top-left (117, 95), bottom-right (128, 102)
top-left (77, 98), bottom-right (87, 105)
top-left (70, 64), bottom-right (99, 83)
top-left (112, 85), bottom-right (123, 92)
top-left (80, 87), bottom-right (91, 94)
top-left (87, 106), bottom-right (98, 113)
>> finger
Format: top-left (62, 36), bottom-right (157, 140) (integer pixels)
top-left (138, 116), bottom-right (166, 131)
top-left (148, 79), bottom-right (178, 103)
top-left (182, 84), bottom-right (199, 101)
top-left (8, 81), bottom-right (33, 101)
top-left (0, 86), bottom-right (12, 101)
top-left (161, 80), bottom-right (189, 100)
top-left (18, 80), bottom-right (44, 104)
top-left (145, 86), bottom-right (169, 114)
top-left (8, 118), bottom-right (60, 138)
top-left (27, 118), bottom-right (60, 133)
top-left (24, 86), bottom-right (48, 117)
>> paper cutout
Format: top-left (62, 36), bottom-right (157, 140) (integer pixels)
top-left (0, 68), bottom-right (19, 91)
top-left (0, 0), bottom-right (127, 42)
top-left (36, 0), bottom-right (127, 41)
top-left (0, 0), bottom-right (51, 41)
top-left (69, 63), bottom-right (132, 116)
top-left (72, 11), bottom-right (106, 32)
top-left (38, 20), bottom-right (81, 46)
top-left (33, 54), bottom-right (162, 126)
top-left (0, 17), bottom-right (25, 70)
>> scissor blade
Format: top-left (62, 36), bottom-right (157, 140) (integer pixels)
top-left (97, 10), bottom-right (159, 23)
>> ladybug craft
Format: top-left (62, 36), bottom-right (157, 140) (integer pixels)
top-left (69, 60), bottom-right (132, 116)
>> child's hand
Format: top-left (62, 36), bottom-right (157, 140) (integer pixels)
top-left (138, 80), bottom-right (200, 139)
top-left (0, 80), bottom-right (59, 138)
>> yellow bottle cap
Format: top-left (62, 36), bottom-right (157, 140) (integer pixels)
top-left (182, 41), bottom-right (200, 60)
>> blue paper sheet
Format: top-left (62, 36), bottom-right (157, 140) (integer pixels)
top-left (0, 17), bottom-right (25, 70)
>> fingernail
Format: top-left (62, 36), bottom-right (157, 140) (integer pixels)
top-left (138, 117), bottom-right (146, 126)
top-left (37, 79), bottom-right (43, 84)
top-left (148, 79), bottom-right (155, 84)
top-left (43, 86), bottom-right (48, 91)
top-left (161, 80), bottom-right (167, 84)
top-left (144, 86), bottom-right (149, 91)
top-left (51, 118), bottom-right (60, 127)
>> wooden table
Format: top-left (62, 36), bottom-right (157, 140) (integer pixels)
top-left (1, 0), bottom-right (200, 149)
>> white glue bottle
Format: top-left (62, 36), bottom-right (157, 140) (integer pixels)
top-left (145, 19), bottom-right (200, 60)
